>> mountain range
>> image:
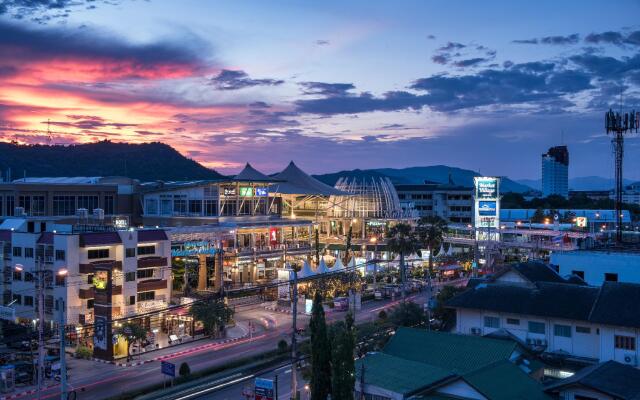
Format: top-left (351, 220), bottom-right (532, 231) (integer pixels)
top-left (517, 177), bottom-right (636, 191)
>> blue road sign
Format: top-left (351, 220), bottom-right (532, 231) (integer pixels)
top-left (161, 361), bottom-right (175, 377)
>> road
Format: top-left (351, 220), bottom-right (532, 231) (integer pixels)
top-left (11, 291), bottom-right (432, 400)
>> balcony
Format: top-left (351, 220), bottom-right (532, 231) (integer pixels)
top-left (112, 285), bottom-right (123, 295)
top-left (137, 256), bottom-right (167, 269)
top-left (137, 279), bottom-right (168, 292)
top-left (79, 287), bottom-right (94, 299)
top-left (79, 260), bottom-right (122, 274)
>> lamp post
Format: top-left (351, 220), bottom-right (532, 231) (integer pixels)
top-left (369, 237), bottom-right (378, 288)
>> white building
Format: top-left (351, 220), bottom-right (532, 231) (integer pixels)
top-left (448, 280), bottom-right (640, 366)
top-left (1, 219), bottom-right (171, 327)
top-left (542, 146), bottom-right (569, 198)
top-left (551, 250), bottom-right (640, 286)
top-left (395, 182), bottom-right (473, 224)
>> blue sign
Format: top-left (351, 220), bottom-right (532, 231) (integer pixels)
top-left (255, 187), bottom-right (268, 197)
top-left (255, 378), bottom-right (274, 400)
top-left (171, 241), bottom-right (217, 257)
top-left (161, 361), bottom-right (175, 377)
top-left (478, 201), bottom-right (497, 216)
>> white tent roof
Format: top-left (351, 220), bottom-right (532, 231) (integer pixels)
top-left (298, 260), bottom-right (316, 279)
top-left (270, 161), bottom-right (347, 196)
top-left (316, 257), bottom-right (330, 274)
top-left (332, 258), bottom-right (346, 271)
top-left (435, 243), bottom-right (446, 258)
top-left (446, 244), bottom-right (453, 257)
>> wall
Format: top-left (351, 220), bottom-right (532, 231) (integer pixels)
top-left (551, 251), bottom-right (640, 285)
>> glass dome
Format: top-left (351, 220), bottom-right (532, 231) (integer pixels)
top-left (328, 176), bottom-right (407, 219)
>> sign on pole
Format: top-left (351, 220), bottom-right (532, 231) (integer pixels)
top-left (0, 306), bottom-right (16, 321)
top-left (161, 361), bottom-right (176, 377)
top-left (254, 378), bottom-right (274, 400)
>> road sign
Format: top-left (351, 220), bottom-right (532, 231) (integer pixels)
top-left (254, 378), bottom-right (274, 400)
top-left (0, 306), bottom-right (16, 321)
top-left (161, 361), bottom-right (175, 377)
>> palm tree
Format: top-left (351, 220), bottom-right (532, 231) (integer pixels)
top-left (386, 223), bottom-right (421, 302)
top-left (417, 216), bottom-right (448, 278)
top-left (189, 298), bottom-right (234, 338)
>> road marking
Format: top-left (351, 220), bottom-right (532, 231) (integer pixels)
top-left (174, 375), bottom-right (254, 400)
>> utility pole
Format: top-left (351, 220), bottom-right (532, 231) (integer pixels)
top-left (290, 268), bottom-right (298, 400)
top-left (359, 363), bottom-right (365, 400)
top-left (58, 298), bottom-right (67, 400)
top-left (605, 108), bottom-right (638, 244)
top-left (37, 258), bottom-right (45, 400)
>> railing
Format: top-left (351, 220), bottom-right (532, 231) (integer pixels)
top-left (137, 279), bottom-right (168, 291)
top-left (137, 256), bottom-right (167, 269)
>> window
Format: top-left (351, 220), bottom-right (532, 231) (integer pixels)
top-left (55, 274), bottom-right (66, 286)
top-left (52, 196), bottom-right (75, 216)
top-left (12, 294), bottom-right (21, 305)
top-left (605, 273), bottom-right (618, 282)
top-left (87, 274), bottom-right (93, 285)
top-left (528, 321), bottom-right (545, 334)
top-left (137, 269), bottom-right (154, 279)
top-left (125, 272), bottom-right (136, 282)
top-left (506, 318), bottom-right (520, 325)
top-left (137, 291), bottom-right (155, 302)
top-left (12, 247), bottom-right (21, 257)
top-left (5, 195), bottom-right (14, 216)
top-left (188, 200), bottom-right (202, 215)
top-left (87, 249), bottom-right (110, 259)
top-left (137, 245), bottom-right (155, 256)
top-left (77, 195), bottom-right (99, 213)
top-left (615, 335), bottom-right (636, 350)
top-left (129, 296), bottom-right (136, 306)
top-left (571, 270), bottom-right (585, 280)
top-left (554, 324), bottom-right (572, 338)
top-left (145, 198), bottom-right (158, 215)
top-left (55, 250), bottom-right (66, 261)
top-left (24, 248), bottom-right (34, 258)
top-left (204, 200), bottom-right (217, 216)
top-left (24, 272), bottom-right (33, 282)
top-left (160, 197), bottom-right (172, 216)
top-left (125, 248), bottom-right (136, 258)
top-left (483, 316), bottom-right (500, 329)
top-left (173, 196), bottom-right (187, 215)
top-left (87, 299), bottom-right (94, 309)
top-left (576, 326), bottom-right (591, 334)
top-left (104, 195), bottom-right (114, 215)
top-left (24, 296), bottom-right (33, 306)
top-left (12, 270), bottom-right (21, 281)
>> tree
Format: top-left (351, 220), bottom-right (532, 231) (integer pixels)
top-left (179, 362), bottom-right (191, 377)
top-left (117, 322), bottom-right (147, 362)
top-left (315, 229), bottom-right (320, 266)
top-left (389, 301), bottom-right (425, 328)
top-left (432, 285), bottom-right (466, 330)
top-left (330, 313), bottom-right (356, 400)
top-left (344, 223), bottom-right (353, 264)
top-left (386, 223), bottom-right (421, 301)
top-left (189, 298), bottom-right (234, 338)
top-left (309, 291), bottom-right (331, 400)
top-left (417, 216), bottom-right (448, 277)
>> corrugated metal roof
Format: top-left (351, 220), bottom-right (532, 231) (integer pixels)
top-left (138, 229), bottom-right (168, 242)
top-left (80, 232), bottom-right (122, 247)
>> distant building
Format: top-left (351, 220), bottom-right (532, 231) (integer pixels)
top-left (570, 190), bottom-right (611, 201)
top-left (550, 250), bottom-right (640, 285)
top-left (542, 146), bottom-right (569, 198)
top-left (610, 181), bottom-right (640, 206)
top-left (395, 181), bottom-right (473, 224)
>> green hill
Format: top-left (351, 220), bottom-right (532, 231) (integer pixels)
top-left (0, 141), bottom-right (224, 181)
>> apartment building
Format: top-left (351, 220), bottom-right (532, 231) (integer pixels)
top-left (1, 219), bottom-right (171, 329)
top-left (550, 250), bottom-right (640, 286)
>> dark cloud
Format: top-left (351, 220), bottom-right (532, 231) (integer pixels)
top-left (431, 54), bottom-right (449, 65)
top-left (513, 34), bottom-right (580, 45)
top-left (210, 69), bottom-right (284, 90)
top-left (299, 81), bottom-right (356, 96)
top-left (0, 0), bottom-right (119, 22)
top-left (0, 20), bottom-right (212, 75)
top-left (585, 31), bottom-right (625, 46)
top-left (437, 42), bottom-right (466, 51)
top-left (315, 40), bottom-right (330, 46)
top-left (48, 115), bottom-right (137, 130)
top-left (452, 58), bottom-right (487, 68)
top-left (569, 53), bottom-right (640, 82)
top-left (427, 34), bottom-right (436, 40)
top-left (249, 101), bottom-right (271, 108)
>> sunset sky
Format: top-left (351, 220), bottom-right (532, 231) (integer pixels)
top-left (2, 0), bottom-right (640, 179)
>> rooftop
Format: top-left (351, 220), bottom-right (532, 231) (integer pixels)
top-left (545, 361), bottom-right (640, 400)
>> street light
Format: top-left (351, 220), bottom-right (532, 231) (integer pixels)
top-left (57, 268), bottom-right (68, 276)
top-left (14, 264), bottom-right (23, 272)
top-left (369, 236), bottom-right (378, 288)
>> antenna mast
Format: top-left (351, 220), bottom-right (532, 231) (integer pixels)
top-left (46, 119), bottom-right (52, 145)
top-left (605, 108), bottom-right (638, 244)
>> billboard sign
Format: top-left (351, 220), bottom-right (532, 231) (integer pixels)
top-left (269, 228), bottom-right (278, 245)
top-left (255, 187), bottom-right (268, 197)
top-left (475, 177), bottom-right (499, 199)
top-left (254, 378), bottom-right (274, 400)
top-left (93, 315), bottom-right (108, 351)
top-left (239, 187), bottom-right (254, 197)
top-left (478, 201), bottom-right (497, 216)
top-left (576, 217), bottom-right (587, 227)
top-left (222, 187), bottom-right (237, 196)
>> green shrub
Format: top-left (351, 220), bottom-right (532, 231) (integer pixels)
top-left (179, 362), bottom-right (191, 377)
top-left (277, 339), bottom-right (288, 353)
top-left (378, 310), bottom-right (388, 320)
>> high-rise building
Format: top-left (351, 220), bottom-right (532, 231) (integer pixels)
top-left (542, 146), bottom-right (569, 198)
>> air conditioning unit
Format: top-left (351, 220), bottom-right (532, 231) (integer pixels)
top-left (76, 208), bottom-right (89, 219)
top-left (470, 327), bottom-right (482, 336)
top-left (14, 206), bottom-right (26, 217)
top-left (535, 339), bottom-right (548, 347)
top-left (623, 354), bottom-right (637, 366)
top-left (93, 208), bottom-right (105, 221)
top-left (526, 338), bottom-right (535, 346)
